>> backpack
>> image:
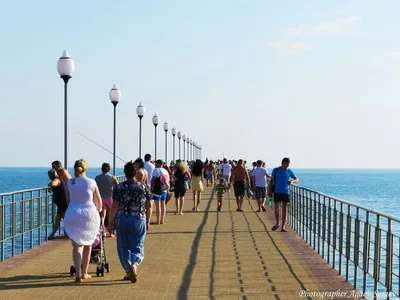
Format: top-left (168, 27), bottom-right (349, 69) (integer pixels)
top-left (152, 177), bottom-right (162, 195)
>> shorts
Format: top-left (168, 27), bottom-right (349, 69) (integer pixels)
top-left (274, 193), bottom-right (290, 203)
top-left (153, 191), bottom-right (168, 201)
top-left (102, 198), bottom-right (113, 208)
top-left (222, 175), bottom-right (230, 183)
top-left (234, 181), bottom-right (245, 197)
top-left (174, 189), bottom-right (186, 198)
top-left (206, 172), bottom-right (213, 180)
top-left (255, 187), bottom-right (266, 200)
top-left (217, 196), bottom-right (223, 201)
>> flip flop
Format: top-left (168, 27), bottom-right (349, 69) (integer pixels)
top-left (261, 206), bottom-right (266, 212)
top-left (129, 265), bottom-right (138, 283)
top-left (271, 225), bottom-right (279, 231)
top-left (281, 228), bottom-right (288, 232)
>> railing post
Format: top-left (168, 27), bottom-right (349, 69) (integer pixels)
top-left (332, 200), bottom-right (337, 269)
top-left (305, 190), bottom-right (309, 244)
top-left (21, 193), bottom-right (25, 253)
top-left (385, 219), bottom-right (393, 297)
top-left (11, 194), bottom-right (16, 257)
top-left (317, 195), bottom-right (322, 255)
top-left (313, 193), bottom-right (317, 250)
top-left (339, 202), bottom-right (344, 275)
top-left (1, 195), bottom-right (4, 261)
top-left (345, 204), bottom-right (352, 281)
top-left (38, 191), bottom-right (42, 245)
top-left (45, 188), bottom-right (50, 239)
top-left (353, 207), bottom-right (360, 290)
top-left (327, 197), bottom-right (332, 265)
top-left (322, 196), bottom-right (327, 259)
top-left (362, 211), bottom-right (370, 294)
top-left (30, 191), bottom-right (34, 249)
top-left (373, 215), bottom-right (381, 299)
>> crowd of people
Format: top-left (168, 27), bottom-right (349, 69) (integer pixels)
top-left (46, 155), bottom-right (298, 283)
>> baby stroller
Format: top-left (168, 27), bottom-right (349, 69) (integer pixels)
top-left (69, 223), bottom-right (110, 277)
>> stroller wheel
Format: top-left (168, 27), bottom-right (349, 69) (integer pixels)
top-left (70, 266), bottom-right (75, 276)
top-left (101, 266), bottom-right (105, 277)
top-left (105, 263), bottom-right (110, 273)
top-left (96, 266), bottom-right (101, 277)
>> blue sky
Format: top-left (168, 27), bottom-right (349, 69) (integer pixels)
top-left (1, 0), bottom-right (399, 168)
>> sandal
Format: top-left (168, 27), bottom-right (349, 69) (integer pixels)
top-left (271, 225), bottom-right (279, 231)
top-left (261, 206), bottom-right (266, 212)
top-left (281, 228), bottom-right (288, 232)
top-left (129, 265), bottom-right (138, 283)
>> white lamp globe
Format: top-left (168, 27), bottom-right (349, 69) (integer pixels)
top-left (163, 121), bottom-right (169, 131)
top-left (136, 102), bottom-right (145, 118)
top-left (109, 84), bottom-right (121, 104)
top-left (152, 114), bottom-right (159, 126)
top-left (57, 50), bottom-right (75, 78)
top-left (178, 131), bottom-right (181, 139)
top-left (183, 134), bottom-right (186, 141)
top-left (171, 127), bottom-right (176, 136)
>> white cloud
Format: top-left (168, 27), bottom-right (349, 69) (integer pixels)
top-left (267, 40), bottom-right (313, 56)
top-left (284, 16), bottom-right (362, 37)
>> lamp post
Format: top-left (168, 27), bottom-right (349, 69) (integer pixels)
top-left (178, 131), bottom-right (182, 159)
top-left (109, 84), bottom-right (121, 176)
top-left (57, 50), bottom-right (75, 170)
top-left (193, 141), bottom-right (196, 160)
top-left (182, 134), bottom-right (186, 161)
top-left (171, 127), bottom-right (176, 162)
top-left (163, 121), bottom-right (168, 163)
top-left (152, 114), bottom-right (159, 160)
top-left (186, 136), bottom-right (190, 162)
top-left (136, 102), bottom-right (145, 158)
top-left (190, 139), bottom-right (193, 161)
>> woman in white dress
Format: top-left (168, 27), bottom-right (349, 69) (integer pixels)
top-left (64, 159), bottom-right (102, 283)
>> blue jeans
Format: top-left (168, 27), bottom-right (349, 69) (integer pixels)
top-left (115, 215), bottom-right (146, 272)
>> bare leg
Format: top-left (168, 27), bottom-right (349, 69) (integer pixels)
top-left (192, 191), bottom-right (196, 210)
top-left (49, 213), bottom-right (63, 238)
top-left (281, 202), bottom-right (288, 229)
top-left (236, 197), bottom-right (240, 210)
top-left (175, 197), bottom-right (179, 214)
top-left (155, 201), bottom-right (161, 224)
top-left (274, 202), bottom-right (280, 226)
top-left (196, 191), bottom-right (201, 210)
top-left (160, 201), bottom-right (166, 224)
top-left (238, 196), bottom-right (244, 211)
top-left (81, 245), bottom-right (92, 279)
top-left (257, 199), bottom-right (262, 211)
top-left (179, 196), bottom-right (185, 214)
top-left (72, 241), bottom-right (83, 281)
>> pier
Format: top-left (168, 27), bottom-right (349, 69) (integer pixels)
top-left (0, 183), bottom-right (387, 299)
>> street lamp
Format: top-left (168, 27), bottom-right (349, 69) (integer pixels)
top-left (57, 50), bottom-right (75, 170)
top-left (186, 136), bottom-right (190, 162)
top-left (136, 102), bottom-right (145, 158)
top-left (109, 84), bottom-right (121, 176)
top-left (182, 134), bottom-right (186, 161)
top-left (171, 127), bottom-right (176, 162)
top-left (193, 141), bottom-right (196, 160)
top-left (152, 114), bottom-right (160, 160)
top-left (163, 121), bottom-right (168, 164)
top-left (178, 131), bottom-right (182, 159)
top-left (190, 139), bottom-right (193, 161)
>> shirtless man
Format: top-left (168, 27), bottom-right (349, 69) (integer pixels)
top-left (51, 161), bottom-right (72, 187)
top-left (230, 159), bottom-right (250, 212)
top-left (205, 161), bottom-right (215, 186)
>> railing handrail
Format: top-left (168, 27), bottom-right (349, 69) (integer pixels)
top-left (291, 184), bottom-right (400, 223)
top-left (0, 186), bottom-right (49, 197)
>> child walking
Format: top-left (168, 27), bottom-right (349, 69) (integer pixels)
top-left (215, 178), bottom-right (226, 211)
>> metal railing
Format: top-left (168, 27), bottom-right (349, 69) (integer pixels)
top-left (0, 175), bottom-right (126, 262)
top-left (289, 185), bottom-right (400, 299)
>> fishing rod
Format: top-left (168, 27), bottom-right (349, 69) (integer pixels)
top-left (76, 132), bottom-right (128, 163)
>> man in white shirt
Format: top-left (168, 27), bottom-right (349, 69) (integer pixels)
top-left (251, 160), bottom-right (271, 212)
top-left (144, 154), bottom-right (155, 187)
top-left (221, 158), bottom-right (232, 184)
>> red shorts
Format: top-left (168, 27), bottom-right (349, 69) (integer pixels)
top-left (102, 198), bottom-right (113, 207)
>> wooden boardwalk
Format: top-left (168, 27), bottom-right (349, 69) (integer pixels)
top-left (0, 186), bottom-right (358, 299)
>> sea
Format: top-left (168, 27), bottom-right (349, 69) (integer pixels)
top-left (1, 168), bottom-right (400, 298)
